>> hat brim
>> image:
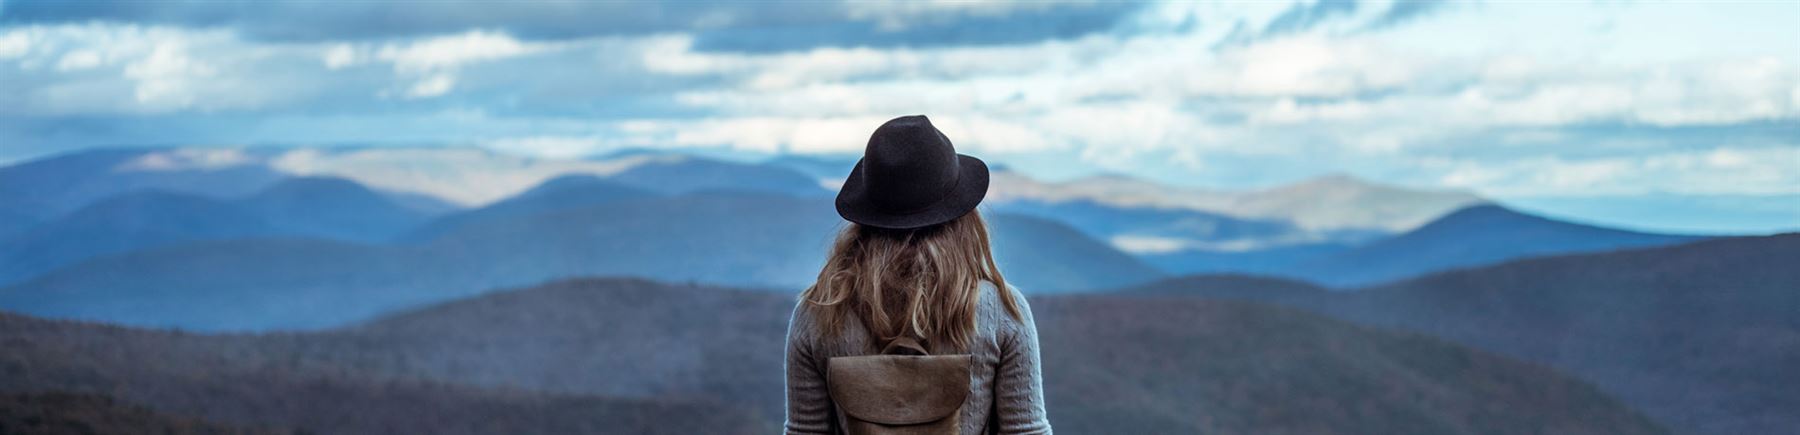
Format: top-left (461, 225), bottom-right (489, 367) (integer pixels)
top-left (835, 154), bottom-right (990, 230)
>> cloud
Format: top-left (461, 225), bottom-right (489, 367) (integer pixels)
top-left (375, 31), bottom-right (548, 73)
top-left (1260, 0), bottom-right (1359, 39)
top-left (1361, 0), bottom-right (1450, 31)
top-left (0, 0), bottom-right (1138, 51)
top-left (1427, 146), bottom-right (1800, 197)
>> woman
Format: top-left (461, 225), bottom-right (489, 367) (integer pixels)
top-left (784, 115), bottom-right (1052, 434)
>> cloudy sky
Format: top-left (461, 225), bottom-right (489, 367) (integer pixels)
top-left (0, 0), bottom-right (1795, 233)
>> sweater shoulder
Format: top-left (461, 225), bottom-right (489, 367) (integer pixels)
top-left (977, 280), bottom-right (1033, 331)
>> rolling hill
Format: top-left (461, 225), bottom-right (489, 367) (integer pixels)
top-left (1130, 234), bottom-right (1800, 435)
top-left (1286, 204), bottom-right (1701, 287)
top-left (0, 392), bottom-right (288, 435)
top-left (308, 279), bottom-right (1672, 433)
top-left (2, 277), bottom-right (1667, 434)
top-left (0, 311), bottom-right (765, 435)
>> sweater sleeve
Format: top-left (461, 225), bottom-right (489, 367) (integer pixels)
top-left (784, 302), bottom-right (835, 435)
top-left (993, 288), bottom-right (1053, 434)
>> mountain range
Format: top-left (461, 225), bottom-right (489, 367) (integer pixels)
top-left (1129, 234), bottom-right (1800, 435)
top-left (0, 146), bottom-right (1709, 329)
top-left (0, 277), bottom-right (1667, 434)
top-left (1278, 204), bottom-right (1702, 287)
top-left (0, 182), bottom-right (1163, 330)
top-left (0, 176), bottom-right (434, 285)
top-left (0, 146), bottom-right (1780, 433)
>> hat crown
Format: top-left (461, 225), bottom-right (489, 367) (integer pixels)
top-left (861, 115), bottom-right (960, 213)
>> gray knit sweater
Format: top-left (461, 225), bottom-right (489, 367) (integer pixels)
top-left (784, 281), bottom-right (1052, 434)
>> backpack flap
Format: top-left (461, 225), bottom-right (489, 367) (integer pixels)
top-left (827, 354), bottom-right (972, 425)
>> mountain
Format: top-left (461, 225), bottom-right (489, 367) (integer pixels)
top-left (400, 174), bottom-right (658, 241)
top-left (1129, 234), bottom-right (1800, 435)
top-left (0, 239), bottom-right (438, 330)
top-left (0, 191), bottom-right (281, 285)
top-left (0, 177), bottom-right (432, 285)
top-left (0, 148), bottom-right (287, 219)
top-left (0, 203), bottom-right (41, 240)
top-left (761, 154), bottom-right (858, 185)
top-left (239, 176), bottom-right (434, 241)
top-left (607, 155), bottom-right (829, 197)
top-left (0, 311), bottom-right (765, 434)
top-left (984, 212), bottom-right (1169, 293)
top-left (0, 193), bottom-right (1160, 330)
top-left (1288, 204), bottom-right (1702, 287)
top-left (5, 277), bottom-right (1665, 433)
top-left (406, 192), bottom-right (1159, 294)
top-left (986, 171), bottom-right (1484, 233)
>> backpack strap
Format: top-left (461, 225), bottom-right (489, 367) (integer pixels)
top-left (881, 336), bottom-right (929, 356)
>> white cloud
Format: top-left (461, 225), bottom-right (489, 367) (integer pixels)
top-left (323, 43), bottom-right (357, 69)
top-left (375, 30), bottom-right (547, 74)
top-left (54, 50), bottom-right (102, 71)
top-left (0, 24), bottom-right (332, 114)
top-left (267, 147), bottom-right (659, 206)
top-left (0, 31), bottom-right (27, 58)
top-left (404, 73), bottom-right (455, 98)
top-left (1434, 147), bottom-right (1800, 197)
top-left (482, 135), bottom-right (611, 158)
top-left (123, 39), bottom-right (217, 108)
top-left (115, 148), bottom-right (256, 172)
top-left (1109, 235), bottom-right (1188, 254)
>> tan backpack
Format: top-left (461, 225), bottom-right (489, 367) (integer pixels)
top-left (826, 337), bottom-right (972, 435)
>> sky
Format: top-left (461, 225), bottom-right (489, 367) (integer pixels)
top-left (0, 0), bottom-right (1795, 234)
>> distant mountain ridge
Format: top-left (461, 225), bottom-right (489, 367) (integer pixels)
top-left (0, 176), bottom-right (433, 285)
top-left (982, 170), bottom-right (1485, 233)
top-left (0, 188), bottom-right (1162, 330)
top-left (1283, 204), bottom-right (1702, 287)
top-left (400, 174), bottom-right (657, 241)
top-left (1130, 234), bottom-right (1800, 435)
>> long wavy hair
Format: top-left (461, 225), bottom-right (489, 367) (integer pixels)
top-left (800, 209), bottom-right (1021, 351)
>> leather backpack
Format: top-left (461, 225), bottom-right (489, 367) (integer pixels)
top-left (827, 337), bottom-right (972, 434)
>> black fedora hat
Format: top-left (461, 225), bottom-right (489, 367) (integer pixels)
top-left (836, 115), bottom-right (990, 229)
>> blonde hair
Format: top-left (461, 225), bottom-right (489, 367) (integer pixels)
top-left (800, 209), bottom-right (1022, 351)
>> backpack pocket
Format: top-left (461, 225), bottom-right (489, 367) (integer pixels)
top-left (827, 354), bottom-right (972, 435)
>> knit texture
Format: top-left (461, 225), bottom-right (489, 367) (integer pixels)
top-left (784, 281), bottom-right (1052, 434)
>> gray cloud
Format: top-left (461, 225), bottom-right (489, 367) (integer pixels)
top-left (0, 0), bottom-right (1140, 51)
top-left (1361, 0), bottom-right (1451, 31)
top-left (1261, 0), bottom-right (1359, 38)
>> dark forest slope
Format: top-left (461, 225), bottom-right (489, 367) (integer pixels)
top-left (1132, 234), bottom-right (1800, 435)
